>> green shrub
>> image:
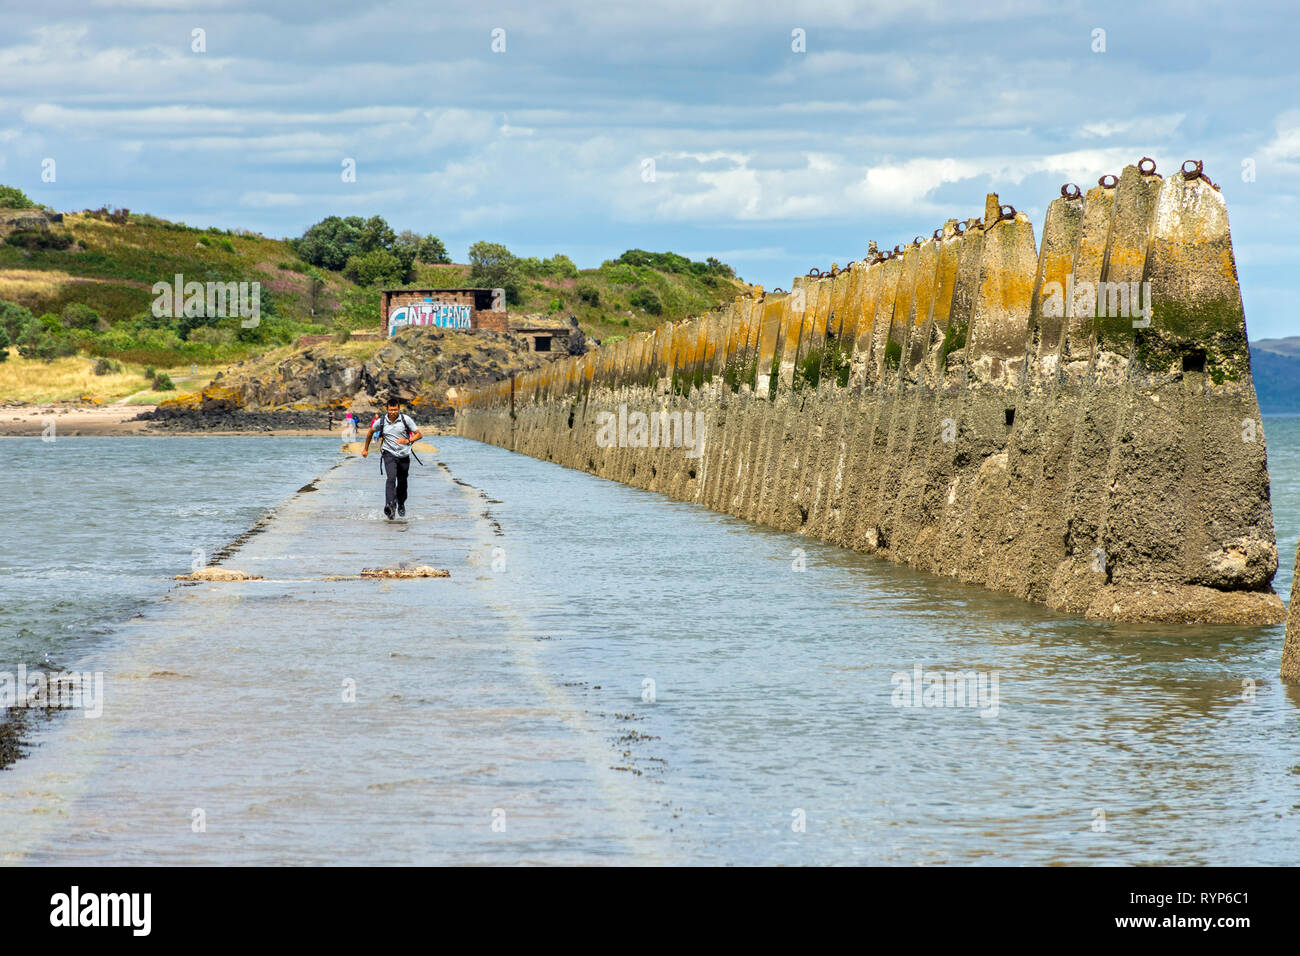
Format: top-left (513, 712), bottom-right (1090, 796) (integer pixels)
top-left (187, 326), bottom-right (235, 346)
top-left (517, 256), bottom-right (545, 278)
top-left (144, 366), bottom-right (156, 380)
top-left (281, 260), bottom-right (309, 273)
top-left (5, 228), bottom-right (73, 250)
top-left (343, 248), bottom-right (406, 288)
top-left (0, 299), bottom-right (34, 343)
top-left (542, 254), bottom-right (578, 278)
top-left (0, 185), bottom-right (35, 209)
top-left (16, 322), bottom-right (75, 361)
top-left (576, 282), bottom-right (600, 305)
top-left (337, 288), bottom-right (381, 329)
top-left (613, 249), bottom-right (736, 278)
top-left (152, 372), bottom-right (175, 390)
top-left (62, 302), bottom-right (103, 330)
top-left (0, 327), bottom-right (9, 360)
top-left (93, 357), bottom-right (123, 375)
top-left (629, 286), bottom-right (663, 315)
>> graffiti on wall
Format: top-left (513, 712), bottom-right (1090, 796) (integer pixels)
top-left (388, 302), bottom-right (472, 336)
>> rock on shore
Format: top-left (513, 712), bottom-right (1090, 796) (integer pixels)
top-left (135, 326), bottom-right (552, 431)
top-left (218, 326), bottom-right (550, 412)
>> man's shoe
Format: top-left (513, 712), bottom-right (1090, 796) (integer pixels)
top-left (397, 504), bottom-right (406, 517)
top-left (384, 505), bottom-right (394, 520)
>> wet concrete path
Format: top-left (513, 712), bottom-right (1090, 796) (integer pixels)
top-left (6, 435), bottom-right (1300, 865)
top-left (0, 453), bottom-right (668, 865)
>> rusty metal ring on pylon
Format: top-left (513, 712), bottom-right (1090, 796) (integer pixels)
top-left (879, 250), bottom-right (892, 261)
top-left (1099, 174), bottom-right (1119, 188)
top-left (844, 260), bottom-right (857, 270)
top-left (1061, 183), bottom-right (1081, 199)
top-left (912, 236), bottom-right (922, 246)
top-left (807, 268), bottom-right (823, 278)
top-left (893, 244), bottom-right (905, 256)
top-left (954, 221), bottom-right (966, 235)
top-left (933, 227), bottom-right (945, 240)
top-left (999, 204), bottom-right (1016, 221)
top-left (773, 287), bottom-right (785, 294)
top-left (1138, 157), bottom-right (1157, 175)
top-left (1181, 159), bottom-right (1203, 179)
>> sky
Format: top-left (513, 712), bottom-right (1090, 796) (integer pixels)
top-left (1, 0), bottom-right (1298, 338)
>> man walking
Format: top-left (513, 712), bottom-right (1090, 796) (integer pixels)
top-left (361, 397), bottom-right (423, 519)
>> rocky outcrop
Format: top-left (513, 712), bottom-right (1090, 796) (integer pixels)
top-left (458, 161), bottom-right (1287, 631)
top-left (0, 208), bottom-right (63, 235)
top-left (211, 326), bottom-right (551, 417)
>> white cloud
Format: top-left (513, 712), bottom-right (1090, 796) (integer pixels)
top-left (238, 191), bottom-right (303, 207)
top-left (1260, 111), bottom-right (1300, 168)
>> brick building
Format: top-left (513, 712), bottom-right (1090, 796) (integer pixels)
top-left (380, 288), bottom-right (508, 337)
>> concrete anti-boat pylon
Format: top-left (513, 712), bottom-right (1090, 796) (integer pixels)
top-left (455, 161), bottom-right (1290, 644)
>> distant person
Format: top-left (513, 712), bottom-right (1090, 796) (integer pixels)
top-left (361, 397), bottom-right (423, 520)
top-left (327, 409), bottom-right (335, 431)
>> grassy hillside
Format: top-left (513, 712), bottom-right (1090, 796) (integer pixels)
top-left (411, 257), bottom-right (750, 345)
top-left (0, 210), bottom-right (357, 367)
top-left (0, 188), bottom-right (751, 403)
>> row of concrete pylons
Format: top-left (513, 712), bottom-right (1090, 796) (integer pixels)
top-left (457, 160), bottom-right (1299, 674)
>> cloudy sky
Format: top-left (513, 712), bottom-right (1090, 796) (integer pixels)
top-left (2, 0), bottom-right (1297, 337)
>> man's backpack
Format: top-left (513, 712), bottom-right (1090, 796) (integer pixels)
top-left (372, 413), bottom-right (422, 473)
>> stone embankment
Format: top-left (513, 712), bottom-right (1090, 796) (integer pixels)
top-left (457, 160), bottom-right (1287, 634)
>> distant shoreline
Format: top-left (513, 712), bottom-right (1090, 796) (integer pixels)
top-left (0, 403), bottom-right (455, 437)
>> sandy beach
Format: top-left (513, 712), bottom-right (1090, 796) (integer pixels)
top-left (0, 403), bottom-right (341, 437)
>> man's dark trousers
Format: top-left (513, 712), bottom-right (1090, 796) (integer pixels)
top-left (381, 451), bottom-right (410, 511)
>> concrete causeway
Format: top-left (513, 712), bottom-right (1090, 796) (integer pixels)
top-left (0, 453), bottom-right (667, 865)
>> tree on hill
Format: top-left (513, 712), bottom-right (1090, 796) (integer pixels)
top-left (395, 230), bottom-right (421, 258)
top-left (292, 216), bottom-right (364, 270)
top-left (0, 185), bottom-right (35, 209)
top-left (16, 313), bottom-right (76, 362)
top-left (343, 249), bottom-right (408, 288)
top-left (612, 249), bottom-right (735, 278)
top-left (0, 299), bottom-right (34, 344)
top-left (543, 253), bottom-right (578, 278)
top-left (292, 215), bottom-right (414, 284)
top-left (418, 234), bottom-right (450, 264)
top-left (467, 241), bottom-right (523, 304)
